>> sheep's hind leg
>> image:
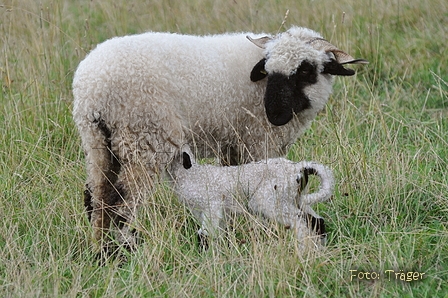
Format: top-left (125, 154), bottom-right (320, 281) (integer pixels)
top-left (111, 128), bottom-right (184, 251)
top-left (109, 103), bottom-right (185, 252)
top-left (110, 162), bottom-right (154, 251)
top-left (79, 121), bottom-right (121, 257)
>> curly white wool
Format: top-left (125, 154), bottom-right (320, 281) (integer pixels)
top-left (73, 26), bottom-right (363, 250)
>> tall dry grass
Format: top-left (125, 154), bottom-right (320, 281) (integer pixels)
top-left (1, 0), bottom-right (447, 296)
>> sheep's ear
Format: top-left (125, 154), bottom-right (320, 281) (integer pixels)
top-left (327, 49), bottom-right (369, 66)
top-left (247, 35), bottom-right (271, 82)
top-left (308, 37), bottom-right (368, 76)
top-left (250, 58), bottom-right (267, 82)
top-left (246, 35), bottom-right (271, 49)
top-left (323, 59), bottom-right (356, 76)
top-left (307, 38), bottom-right (369, 64)
top-left (182, 152), bottom-right (192, 169)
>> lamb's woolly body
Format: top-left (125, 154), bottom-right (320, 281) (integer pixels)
top-left (170, 152), bottom-right (335, 249)
top-left (73, 26), bottom-right (363, 250)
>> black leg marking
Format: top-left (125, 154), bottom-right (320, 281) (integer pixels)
top-left (84, 184), bottom-right (93, 222)
top-left (107, 182), bottom-right (127, 229)
top-left (93, 115), bottom-right (121, 180)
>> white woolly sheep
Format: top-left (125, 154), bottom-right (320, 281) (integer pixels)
top-left (72, 26), bottom-right (366, 251)
top-left (168, 147), bottom-right (335, 251)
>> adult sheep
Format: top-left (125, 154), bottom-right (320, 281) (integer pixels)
top-left (72, 26), bottom-right (367, 252)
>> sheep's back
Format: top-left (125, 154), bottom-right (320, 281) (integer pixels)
top-left (72, 32), bottom-right (266, 131)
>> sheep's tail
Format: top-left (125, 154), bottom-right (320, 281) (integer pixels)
top-left (298, 161), bottom-right (335, 206)
top-left (78, 111), bottom-right (122, 239)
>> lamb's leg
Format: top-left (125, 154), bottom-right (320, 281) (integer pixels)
top-left (220, 145), bottom-right (240, 166)
top-left (248, 198), bottom-right (325, 249)
top-left (196, 203), bottom-right (225, 251)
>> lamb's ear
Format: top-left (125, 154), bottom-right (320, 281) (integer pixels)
top-left (250, 58), bottom-right (267, 82)
top-left (296, 170), bottom-right (310, 192)
top-left (247, 35), bottom-right (270, 82)
top-left (182, 152), bottom-right (192, 169)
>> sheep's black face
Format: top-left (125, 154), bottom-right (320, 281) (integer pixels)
top-left (248, 30), bottom-right (368, 127)
top-left (263, 61), bottom-right (318, 126)
top-left (251, 56), bottom-right (360, 126)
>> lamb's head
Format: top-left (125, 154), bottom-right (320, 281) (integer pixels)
top-left (168, 145), bottom-right (195, 180)
top-left (248, 26), bottom-right (368, 126)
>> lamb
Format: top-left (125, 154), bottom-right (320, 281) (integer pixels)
top-left (168, 146), bottom-right (335, 250)
top-left (72, 26), bottom-right (366, 251)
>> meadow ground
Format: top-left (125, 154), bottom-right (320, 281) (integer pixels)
top-left (1, 0), bottom-right (447, 297)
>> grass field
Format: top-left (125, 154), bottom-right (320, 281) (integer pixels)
top-left (1, 0), bottom-right (447, 296)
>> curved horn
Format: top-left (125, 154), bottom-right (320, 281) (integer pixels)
top-left (307, 38), bottom-right (369, 65)
top-left (246, 35), bottom-right (272, 49)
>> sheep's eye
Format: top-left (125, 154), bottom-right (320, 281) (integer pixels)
top-left (296, 61), bottom-right (315, 78)
top-left (293, 61), bottom-right (318, 85)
